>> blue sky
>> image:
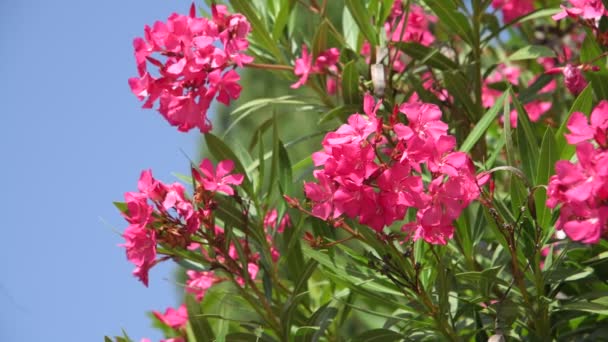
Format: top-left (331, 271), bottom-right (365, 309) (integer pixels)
top-left (0, 1), bottom-right (204, 340)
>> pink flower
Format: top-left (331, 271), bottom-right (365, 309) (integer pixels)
top-left (207, 69), bottom-right (242, 106)
top-left (236, 263), bottom-right (259, 287)
top-left (492, 0), bottom-right (534, 23)
top-left (553, 0), bottom-right (607, 21)
top-left (385, 4), bottom-right (435, 46)
top-left (153, 305), bottom-right (188, 330)
top-left (304, 96), bottom-right (483, 243)
top-left (196, 159), bottom-right (244, 196)
top-left (566, 100), bottom-right (608, 146)
top-left (304, 170), bottom-right (337, 220)
top-left (129, 5), bottom-right (252, 133)
top-left (547, 101), bottom-right (608, 243)
top-left (398, 102), bottom-right (448, 141)
top-left (263, 209), bottom-right (278, 230)
top-left (123, 192), bottom-right (153, 226)
top-left (291, 45), bottom-right (314, 89)
top-left (122, 224), bottom-right (157, 286)
top-left (186, 270), bottom-right (221, 301)
top-left (291, 46), bottom-right (340, 89)
top-left (563, 64), bottom-right (588, 95)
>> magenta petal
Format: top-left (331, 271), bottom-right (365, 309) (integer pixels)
top-left (199, 158), bottom-right (215, 179)
top-left (216, 160), bottom-right (235, 178)
top-left (563, 219), bottom-right (600, 244)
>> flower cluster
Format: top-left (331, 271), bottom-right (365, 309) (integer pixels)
top-left (291, 46), bottom-right (340, 93)
top-left (120, 159), bottom-right (243, 286)
top-left (304, 95), bottom-right (482, 245)
top-left (553, 0), bottom-right (607, 21)
top-left (128, 4), bottom-right (252, 133)
top-left (547, 101), bottom-right (608, 243)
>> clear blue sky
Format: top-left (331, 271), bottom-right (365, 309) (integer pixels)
top-left (0, 1), bottom-right (203, 340)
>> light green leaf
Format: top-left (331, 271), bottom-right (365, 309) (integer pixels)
top-left (535, 127), bottom-right (558, 230)
top-left (231, 0), bottom-right (284, 62)
top-left (460, 91), bottom-right (508, 152)
top-left (345, 0), bottom-right (378, 46)
top-left (508, 45), bottom-right (556, 61)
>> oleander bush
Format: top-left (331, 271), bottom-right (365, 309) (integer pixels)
top-left (108, 1), bottom-right (608, 341)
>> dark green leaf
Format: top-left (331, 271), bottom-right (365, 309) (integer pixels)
top-left (535, 127), bottom-right (558, 230)
top-left (460, 91), bottom-right (508, 152)
top-left (342, 61), bottom-right (360, 105)
top-left (424, 0), bottom-right (474, 45)
top-left (352, 328), bottom-right (404, 342)
top-left (512, 92), bottom-right (539, 182)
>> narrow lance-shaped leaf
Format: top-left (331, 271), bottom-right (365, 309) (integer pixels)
top-left (231, 0), bottom-right (284, 62)
top-left (423, 0), bottom-right (475, 45)
top-left (535, 127), bottom-right (557, 231)
top-left (460, 91), bottom-right (508, 153)
top-left (507, 45), bottom-right (556, 61)
top-left (345, 0), bottom-right (379, 46)
top-left (342, 61), bottom-right (360, 105)
top-left (512, 91), bottom-right (539, 182)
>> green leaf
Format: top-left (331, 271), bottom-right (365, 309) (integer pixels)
top-left (444, 72), bottom-right (476, 120)
top-left (272, 0), bottom-right (294, 40)
top-left (345, 0), bottom-right (378, 46)
top-left (581, 33), bottom-right (608, 100)
top-left (305, 305), bottom-right (338, 342)
top-left (277, 139), bottom-right (293, 195)
top-left (231, 0), bottom-right (283, 62)
top-left (352, 329), bottom-right (404, 342)
top-left (560, 301), bottom-right (608, 315)
top-left (342, 6), bottom-right (360, 50)
top-left (460, 91), bottom-right (508, 152)
top-left (512, 92), bottom-right (539, 182)
top-left (186, 294), bottom-right (215, 342)
top-left (312, 19), bottom-right (330, 58)
top-left (113, 201), bottom-right (127, 214)
top-left (424, 0), bottom-right (474, 45)
top-left (342, 61), bottom-right (360, 105)
top-left (281, 259), bottom-right (319, 338)
top-left (507, 45), bottom-right (556, 61)
top-left (394, 42), bottom-right (458, 70)
top-left (318, 104), bottom-right (360, 124)
top-left (205, 133), bottom-right (253, 195)
top-left (535, 127), bottom-right (558, 230)
top-left (225, 332), bottom-right (265, 342)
